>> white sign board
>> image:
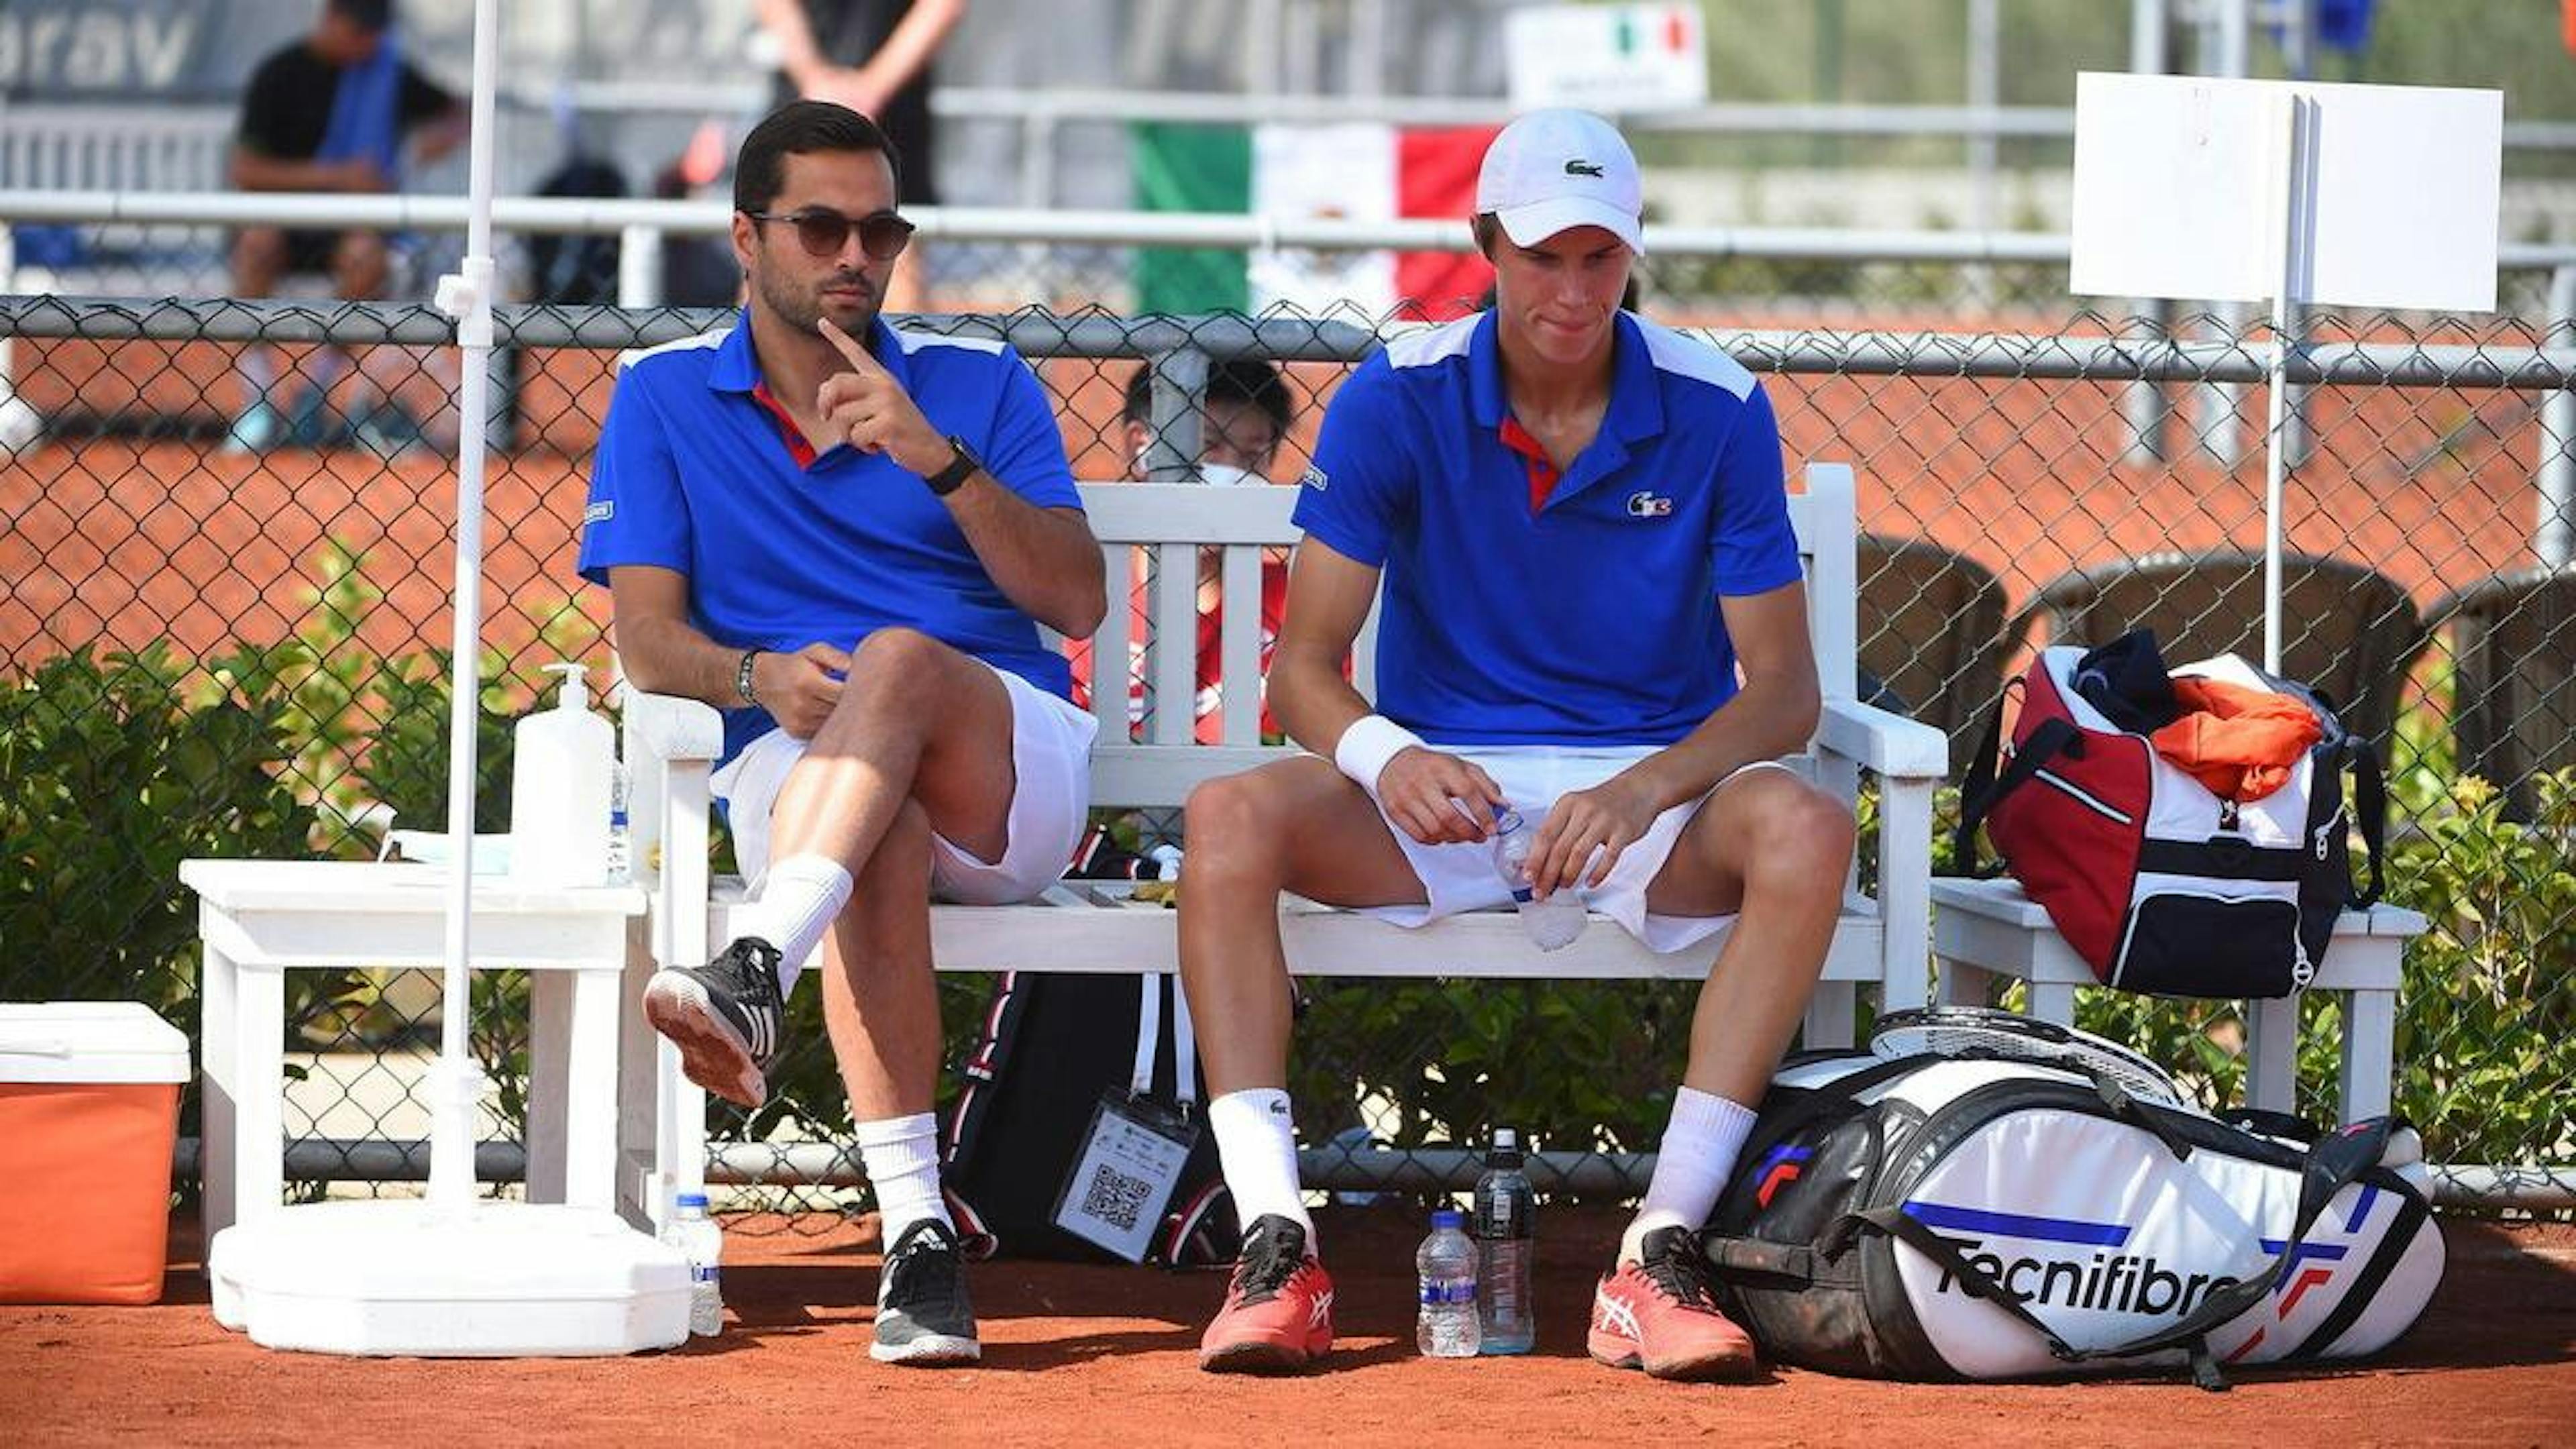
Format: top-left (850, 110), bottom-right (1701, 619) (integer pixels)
top-left (2070, 72), bottom-right (2501, 314)
top-left (1505, 3), bottom-right (1707, 113)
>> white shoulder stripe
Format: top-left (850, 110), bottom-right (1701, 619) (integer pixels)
top-left (616, 327), bottom-right (730, 374)
top-left (1384, 315), bottom-right (1478, 369)
top-left (1635, 317), bottom-right (1756, 400)
top-left (891, 325), bottom-right (1007, 356)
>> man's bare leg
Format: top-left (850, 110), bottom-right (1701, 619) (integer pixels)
top-left (1589, 766), bottom-right (1853, 1381)
top-left (1181, 756), bottom-right (1424, 1372)
top-left (643, 627), bottom-right (1014, 1110)
top-left (226, 227), bottom-right (288, 449)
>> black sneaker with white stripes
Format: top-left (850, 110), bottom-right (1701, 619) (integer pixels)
top-left (872, 1218), bottom-right (980, 1366)
top-left (641, 936), bottom-right (785, 1110)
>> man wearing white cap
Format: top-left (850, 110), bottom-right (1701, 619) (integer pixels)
top-left (1177, 108), bottom-right (1852, 1381)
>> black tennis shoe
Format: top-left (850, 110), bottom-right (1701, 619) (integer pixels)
top-left (872, 1218), bottom-right (981, 1366)
top-left (641, 936), bottom-right (785, 1110)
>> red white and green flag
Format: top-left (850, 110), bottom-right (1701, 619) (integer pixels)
top-left (1131, 121), bottom-right (1499, 321)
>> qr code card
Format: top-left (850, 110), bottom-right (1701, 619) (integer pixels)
top-left (1051, 1091), bottom-right (1197, 1262)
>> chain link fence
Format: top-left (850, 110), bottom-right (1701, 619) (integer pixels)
top-left (4, 290), bottom-right (2571, 1220)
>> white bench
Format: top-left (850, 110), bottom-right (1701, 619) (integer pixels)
top-left (1931, 875), bottom-right (2425, 1126)
top-left (612, 463), bottom-right (1949, 1226)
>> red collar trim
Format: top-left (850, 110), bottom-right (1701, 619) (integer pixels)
top-left (1497, 415), bottom-right (1560, 515)
top-left (750, 379), bottom-right (819, 469)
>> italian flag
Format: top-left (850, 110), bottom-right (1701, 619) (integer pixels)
top-left (1131, 121), bottom-right (1498, 321)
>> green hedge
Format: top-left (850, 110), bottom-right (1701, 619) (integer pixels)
top-left (10, 606), bottom-right (2572, 1177)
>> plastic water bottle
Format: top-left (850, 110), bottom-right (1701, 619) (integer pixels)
top-left (605, 762), bottom-right (632, 885)
top-left (665, 1191), bottom-right (723, 1336)
top-left (1415, 1208), bottom-right (1481, 1358)
top-left (1490, 806), bottom-right (1587, 952)
top-left (1474, 1128), bottom-right (1538, 1354)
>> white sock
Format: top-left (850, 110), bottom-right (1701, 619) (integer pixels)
top-left (856, 1112), bottom-right (951, 1250)
top-left (749, 853), bottom-right (851, 998)
top-left (1621, 1086), bottom-right (1758, 1265)
top-left (1207, 1088), bottom-right (1313, 1245)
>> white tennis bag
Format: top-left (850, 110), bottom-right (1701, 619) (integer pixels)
top-left (1701, 1011), bottom-right (2443, 1389)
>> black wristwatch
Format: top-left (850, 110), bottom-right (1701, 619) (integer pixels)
top-left (921, 435), bottom-right (980, 497)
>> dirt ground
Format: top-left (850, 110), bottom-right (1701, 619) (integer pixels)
top-left (2, 1203), bottom-right (2568, 1448)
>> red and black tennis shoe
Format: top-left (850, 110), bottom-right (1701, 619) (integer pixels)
top-left (1587, 1226), bottom-right (1760, 1381)
top-left (1199, 1214), bottom-right (1334, 1373)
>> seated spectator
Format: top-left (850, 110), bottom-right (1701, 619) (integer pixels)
top-left (1069, 360), bottom-right (1295, 743)
top-left (225, 0), bottom-right (466, 453)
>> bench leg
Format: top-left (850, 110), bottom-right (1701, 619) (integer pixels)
top-left (1936, 958), bottom-right (1998, 1010)
top-left (2245, 995), bottom-right (2299, 1116)
top-left (199, 931), bottom-right (241, 1246)
top-left (1804, 981), bottom-right (1856, 1051)
top-left (2027, 979), bottom-right (2078, 1028)
top-left (2341, 988), bottom-right (2397, 1125)
top-left (232, 961), bottom-right (286, 1234)
top-left (527, 971), bottom-right (571, 1205)
top-left (565, 963), bottom-right (621, 1210)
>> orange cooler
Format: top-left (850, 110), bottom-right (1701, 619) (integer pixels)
top-left (0, 1002), bottom-right (191, 1303)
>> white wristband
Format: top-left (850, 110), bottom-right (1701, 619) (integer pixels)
top-left (1332, 713), bottom-right (1425, 796)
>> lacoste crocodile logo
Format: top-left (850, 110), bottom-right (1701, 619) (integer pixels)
top-left (1564, 159), bottom-right (1605, 177)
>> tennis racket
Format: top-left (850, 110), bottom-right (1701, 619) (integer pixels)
top-left (1870, 1005), bottom-right (2186, 1108)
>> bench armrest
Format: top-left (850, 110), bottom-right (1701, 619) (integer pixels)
top-left (1815, 697), bottom-right (1949, 781)
top-left (621, 687), bottom-right (724, 763)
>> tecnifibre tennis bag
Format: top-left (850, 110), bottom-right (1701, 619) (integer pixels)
top-left (1701, 1013), bottom-right (2443, 1389)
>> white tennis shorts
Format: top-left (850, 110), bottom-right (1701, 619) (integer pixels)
top-left (712, 660), bottom-right (1098, 904)
top-left (1361, 747), bottom-right (1801, 955)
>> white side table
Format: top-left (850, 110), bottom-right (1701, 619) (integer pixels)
top-left (1930, 875), bottom-right (2424, 1125)
top-left (182, 859), bottom-right (646, 1243)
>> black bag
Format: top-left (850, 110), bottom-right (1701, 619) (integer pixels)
top-left (943, 967), bottom-right (1238, 1268)
top-left (1701, 1048), bottom-right (2443, 1388)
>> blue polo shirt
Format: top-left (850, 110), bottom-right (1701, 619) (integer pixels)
top-left (578, 313), bottom-right (1081, 765)
top-left (1291, 310), bottom-right (1800, 747)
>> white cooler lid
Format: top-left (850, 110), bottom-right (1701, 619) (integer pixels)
top-left (0, 1001), bottom-right (191, 1084)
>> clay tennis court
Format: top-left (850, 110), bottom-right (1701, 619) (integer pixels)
top-left (5, 1203), bottom-right (2569, 1446)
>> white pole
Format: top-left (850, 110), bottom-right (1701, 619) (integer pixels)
top-left (1967, 0), bottom-right (1999, 234)
top-left (2261, 92), bottom-right (2310, 676)
top-left (427, 0), bottom-right (502, 1214)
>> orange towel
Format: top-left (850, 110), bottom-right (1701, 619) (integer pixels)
top-left (2150, 678), bottom-right (2323, 802)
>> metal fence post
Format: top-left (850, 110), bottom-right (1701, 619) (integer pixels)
top-left (2543, 264), bottom-right (2576, 570)
top-left (2123, 297), bottom-right (2169, 466)
top-left (1142, 343), bottom-right (1208, 482)
top-left (617, 224), bottom-right (665, 309)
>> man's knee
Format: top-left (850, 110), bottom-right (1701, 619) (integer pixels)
top-left (1734, 773), bottom-right (1856, 894)
top-left (231, 227), bottom-right (285, 290)
top-left (333, 230), bottom-right (390, 297)
top-left (1182, 771), bottom-right (1289, 881)
top-left (828, 628), bottom-right (969, 723)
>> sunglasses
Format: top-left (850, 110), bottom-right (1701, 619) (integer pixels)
top-left (744, 207), bottom-right (917, 262)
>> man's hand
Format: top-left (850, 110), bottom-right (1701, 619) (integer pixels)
top-left (755, 642), bottom-right (852, 739)
top-left (326, 158), bottom-right (390, 193)
top-left (1528, 772), bottom-right (1662, 897)
top-left (816, 317), bottom-right (947, 477)
top-left (1374, 747), bottom-right (1504, 847)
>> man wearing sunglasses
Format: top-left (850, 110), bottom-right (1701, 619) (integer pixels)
top-left (578, 100), bottom-right (1106, 1367)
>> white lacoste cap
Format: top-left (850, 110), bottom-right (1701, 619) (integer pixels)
top-left (1474, 108), bottom-right (1646, 257)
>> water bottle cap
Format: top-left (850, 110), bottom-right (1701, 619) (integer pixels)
top-left (676, 1191), bottom-right (709, 1209)
top-left (1430, 1208), bottom-right (1465, 1230)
